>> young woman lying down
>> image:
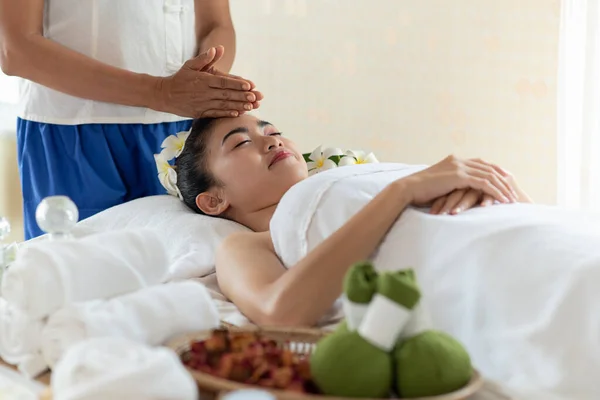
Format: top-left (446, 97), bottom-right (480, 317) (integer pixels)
top-left (171, 114), bottom-right (600, 397)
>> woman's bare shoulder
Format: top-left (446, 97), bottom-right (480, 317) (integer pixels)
top-left (217, 230), bottom-right (275, 259)
top-left (220, 230), bottom-right (272, 245)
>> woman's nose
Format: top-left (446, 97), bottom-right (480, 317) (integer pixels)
top-left (265, 137), bottom-right (283, 151)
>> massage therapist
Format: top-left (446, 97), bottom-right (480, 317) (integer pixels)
top-left (0, 0), bottom-right (262, 239)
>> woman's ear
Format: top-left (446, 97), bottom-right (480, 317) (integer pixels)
top-left (196, 190), bottom-right (229, 216)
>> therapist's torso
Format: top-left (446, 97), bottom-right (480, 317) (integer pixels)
top-left (19, 0), bottom-right (197, 125)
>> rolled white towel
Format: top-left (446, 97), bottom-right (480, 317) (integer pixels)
top-left (0, 299), bottom-right (47, 378)
top-left (0, 299), bottom-right (43, 363)
top-left (1, 229), bottom-right (169, 318)
top-left (41, 280), bottom-right (220, 368)
top-left (51, 337), bottom-right (198, 400)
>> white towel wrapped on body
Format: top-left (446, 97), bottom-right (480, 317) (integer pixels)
top-left (41, 280), bottom-right (220, 368)
top-left (1, 229), bottom-right (169, 319)
top-left (51, 337), bottom-right (198, 400)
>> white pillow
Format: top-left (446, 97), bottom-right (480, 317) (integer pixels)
top-left (73, 195), bottom-right (250, 280)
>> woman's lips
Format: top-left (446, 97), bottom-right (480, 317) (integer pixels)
top-left (269, 151), bottom-right (293, 167)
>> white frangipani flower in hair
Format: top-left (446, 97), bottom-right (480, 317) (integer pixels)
top-left (154, 152), bottom-right (182, 199)
top-left (160, 130), bottom-right (191, 160)
top-left (306, 145), bottom-right (343, 176)
top-left (338, 150), bottom-right (379, 166)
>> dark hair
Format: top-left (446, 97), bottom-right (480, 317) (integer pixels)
top-left (175, 118), bottom-right (220, 214)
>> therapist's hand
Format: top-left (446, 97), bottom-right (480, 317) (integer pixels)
top-left (153, 46), bottom-right (263, 118)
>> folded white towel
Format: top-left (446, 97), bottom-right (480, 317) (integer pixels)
top-left (1, 229), bottom-right (169, 319)
top-left (0, 299), bottom-right (47, 378)
top-left (51, 337), bottom-right (198, 400)
top-left (41, 280), bottom-right (220, 368)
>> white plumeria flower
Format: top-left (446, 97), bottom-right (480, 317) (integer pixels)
top-left (160, 130), bottom-right (191, 160)
top-left (154, 152), bottom-right (183, 199)
top-left (338, 150), bottom-right (379, 166)
top-left (307, 145), bottom-right (343, 175)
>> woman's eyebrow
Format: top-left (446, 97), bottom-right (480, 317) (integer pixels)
top-left (258, 120), bottom-right (273, 128)
top-left (221, 120), bottom-right (274, 145)
top-left (222, 127), bottom-right (248, 145)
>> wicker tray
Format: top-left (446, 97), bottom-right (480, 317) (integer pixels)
top-left (166, 325), bottom-right (485, 400)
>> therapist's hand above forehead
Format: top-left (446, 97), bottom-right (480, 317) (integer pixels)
top-left (153, 46), bottom-right (263, 119)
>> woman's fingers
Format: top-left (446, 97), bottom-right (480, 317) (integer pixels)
top-left (480, 194), bottom-right (494, 207)
top-left (431, 189), bottom-right (485, 215)
top-left (464, 166), bottom-right (513, 203)
top-left (465, 159), bottom-right (517, 201)
top-left (465, 175), bottom-right (509, 203)
top-left (438, 189), bottom-right (466, 215)
top-left (451, 189), bottom-right (481, 214)
top-left (430, 195), bottom-right (448, 214)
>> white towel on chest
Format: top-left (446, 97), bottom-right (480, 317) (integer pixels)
top-left (1, 229), bottom-right (169, 318)
top-left (51, 337), bottom-right (198, 400)
top-left (41, 281), bottom-right (220, 368)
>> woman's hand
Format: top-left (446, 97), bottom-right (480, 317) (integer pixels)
top-left (429, 189), bottom-right (494, 215)
top-left (400, 155), bottom-right (519, 207)
top-left (499, 167), bottom-right (534, 203)
top-left (429, 164), bottom-right (533, 214)
top-left (153, 46), bottom-right (264, 118)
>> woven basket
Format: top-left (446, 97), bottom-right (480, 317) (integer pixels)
top-left (166, 325), bottom-right (484, 400)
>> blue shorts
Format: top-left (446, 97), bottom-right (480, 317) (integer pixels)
top-left (17, 118), bottom-right (193, 240)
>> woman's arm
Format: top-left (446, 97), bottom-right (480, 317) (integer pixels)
top-left (217, 155), bottom-right (518, 327)
top-left (217, 180), bottom-right (412, 327)
top-left (195, 0), bottom-right (236, 73)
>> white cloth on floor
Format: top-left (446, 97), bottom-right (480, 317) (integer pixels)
top-left (41, 280), bottom-right (219, 368)
top-left (0, 299), bottom-right (47, 378)
top-left (51, 337), bottom-right (198, 400)
top-left (1, 229), bottom-right (169, 319)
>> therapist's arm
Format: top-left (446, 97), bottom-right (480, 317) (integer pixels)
top-left (0, 0), bottom-right (253, 118)
top-left (0, 0), bottom-right (161, 109)
top-left (195, 0), bottom-right (236, 73)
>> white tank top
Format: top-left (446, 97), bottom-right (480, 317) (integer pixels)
top-left (18, 0), bottom-right (197, 125)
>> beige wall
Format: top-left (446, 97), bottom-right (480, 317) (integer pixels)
top-left (230, 0), bottom-right (560, 203)
top-left (0, 134), bottom-right (23, 243)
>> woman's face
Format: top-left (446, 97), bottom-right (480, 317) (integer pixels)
top-left (203, 114), bottom-right (308, 214)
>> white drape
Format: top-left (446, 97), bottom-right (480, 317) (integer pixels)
top-left (557, 0), bottom-right (600, 211)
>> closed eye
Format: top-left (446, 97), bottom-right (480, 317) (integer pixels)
top-left (269, 132), bottom-right (283, 136)
top-left (234, 140), bottom-right (251, 148)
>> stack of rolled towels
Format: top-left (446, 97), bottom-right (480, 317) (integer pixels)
top-left (310, 262), bottom-right (474, 398)
top-left (0, 229), bottom-right (220, 383)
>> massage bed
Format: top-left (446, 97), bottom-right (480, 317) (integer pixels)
top-left (1, 165), bottom-right (597, 399)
